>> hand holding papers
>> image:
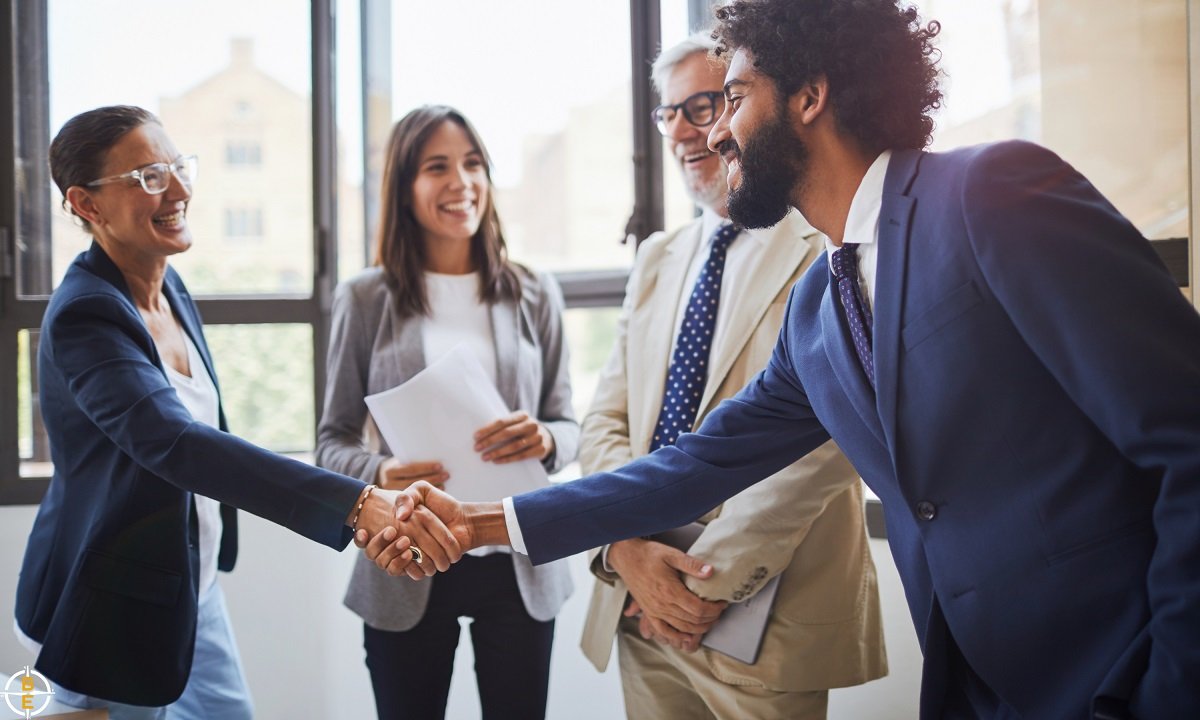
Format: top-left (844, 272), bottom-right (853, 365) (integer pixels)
top-left (365, 345), bottom-right (551, 502)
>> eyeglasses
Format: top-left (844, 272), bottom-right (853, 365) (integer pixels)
top-left (86, 155), bottom-right (198, 195)
top-left (651, 91), bottom-right (724, 136)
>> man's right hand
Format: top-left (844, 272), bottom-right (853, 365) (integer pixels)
top-left (608, 538), bottom-right (727, 650)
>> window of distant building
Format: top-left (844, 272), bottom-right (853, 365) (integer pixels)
top-left (224, 207), bottom-right (265, 242)
top-left (226, 140), bottom-right (262, 167)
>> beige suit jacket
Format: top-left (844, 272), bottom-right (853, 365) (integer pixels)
top-left (579, 211), bottom-right (887, 692)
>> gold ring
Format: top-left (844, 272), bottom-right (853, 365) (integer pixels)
top-left (409, 545), bottom-right (424, 564)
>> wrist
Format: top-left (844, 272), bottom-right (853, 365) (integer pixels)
top-left (608, 538), bottom-right (645, 576)
top-left (345, 483), bottom-right (375, 528)
top-left (463, 501), bottom-right (509, 549)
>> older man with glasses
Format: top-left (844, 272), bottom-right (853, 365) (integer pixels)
top-left (575, 33), bottom-right (887, 720)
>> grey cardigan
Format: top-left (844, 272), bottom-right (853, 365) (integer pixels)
top-left (316, 266), bottom-right (577, 630)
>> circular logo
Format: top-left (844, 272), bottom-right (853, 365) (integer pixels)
top-left (1, 666), bottom-right (54, 719)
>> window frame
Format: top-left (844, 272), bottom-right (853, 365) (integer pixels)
top-left (0, 0), bottom-right (666, 502)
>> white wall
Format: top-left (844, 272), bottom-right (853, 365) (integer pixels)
top-left (0, 509), bottom-right (921, 719)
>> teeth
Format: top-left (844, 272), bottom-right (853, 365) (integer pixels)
top-left (441, 201), bottom-right (474, 213)
top-left (153, 211), bottom-right (185, 227)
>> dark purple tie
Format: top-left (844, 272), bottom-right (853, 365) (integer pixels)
top-left (830, 246), bottom-right (875, 388)
top-left (650, 224), bottom-right (740, 451)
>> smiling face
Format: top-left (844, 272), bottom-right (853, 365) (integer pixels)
top-left (661, 52), bottom-right (730, 212)
top-left (409, 120), bottom-right (490, 250)
top-left (79, 123), bottom-right (193, 258)
top-left (708, 48), bottom-right (809, 229)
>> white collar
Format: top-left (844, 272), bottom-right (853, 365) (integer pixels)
top-left (825, 150), bottom-right (892, 255)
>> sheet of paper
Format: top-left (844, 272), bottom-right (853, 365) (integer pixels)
top-left (364, 345), bottom-right (549, 502)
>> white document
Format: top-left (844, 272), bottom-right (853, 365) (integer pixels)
top-left (364, 345), bottom-right (549, 502)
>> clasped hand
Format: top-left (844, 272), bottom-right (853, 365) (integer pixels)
top-left (355, 481), bottom-right (477, 580)
top-left (608, 538), bottom-right (727, 653)
top-left (351, 484), bottom-right (468, 580)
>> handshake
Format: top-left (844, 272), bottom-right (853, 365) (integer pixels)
top-left (350, 481), bottom-right (508, 580)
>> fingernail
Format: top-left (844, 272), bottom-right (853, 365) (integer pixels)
top-left (701, 564), bottom-right (712, 574)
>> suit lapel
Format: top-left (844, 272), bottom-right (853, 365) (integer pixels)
top-left (489, 297), bottom-right (520, 412)
top-left (390, 309), bottom-right (427, 387)
top-left (698, 216), bottom-right (813, 417)
top-left (632, 223), bottom-right (703, 453)
top-left (874, 150), bottom-right (922, 456)
top-left (162, 270), bottom-right (218, 391)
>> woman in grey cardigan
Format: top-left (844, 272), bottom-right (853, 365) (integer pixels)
top-left (316, 105), bottom-right (577, 720)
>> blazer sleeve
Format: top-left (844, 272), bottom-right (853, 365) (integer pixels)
top-left (315, 279), bottom-right (388, 484)
top-left (513, 283), bottom-right (832, 565)
top-left (683, 438), bottom-right (860, 603)
top-left (46, 292), bottom-right (361, 550)
top-left (529, 271), bottom-right (580, 474)
top-left (963, 141), bottom-right (1200, 717)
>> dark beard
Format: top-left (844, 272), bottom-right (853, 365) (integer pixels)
top-left (723, 109), bottom-right (808, 229)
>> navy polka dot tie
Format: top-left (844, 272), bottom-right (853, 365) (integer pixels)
top-left (650, 224), bottom-right (740, 451)
top-left (830, 246), bottom-right (875, 388)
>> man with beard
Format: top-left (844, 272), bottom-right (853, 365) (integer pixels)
top-left (365, 1), bottom-right (1200, 717)
top-left (577, 34), bottom-right (885, 720)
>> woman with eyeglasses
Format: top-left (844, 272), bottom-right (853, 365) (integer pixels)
top-left (13, 105), bottom-right (449, 720)
top-left (315, 105), bottom-right (577, 720)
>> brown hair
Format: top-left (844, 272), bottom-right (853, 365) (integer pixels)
top-left (373, 105), bottom-right (521, 317)
top-left (49, 105), bottom-right (160, 232)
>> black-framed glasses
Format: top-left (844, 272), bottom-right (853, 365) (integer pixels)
top-left (651, 91), bottom-right (724, 136)
top-left (86, 155), bottom-right (199, 195)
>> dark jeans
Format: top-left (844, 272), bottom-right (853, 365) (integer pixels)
top-left (363, 553), bottom-right (555, 720)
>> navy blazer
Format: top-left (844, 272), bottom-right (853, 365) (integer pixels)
top-left (15, 243), bottom-right (364, 706)
top-left (511, 141), bottom-right (1200, 719)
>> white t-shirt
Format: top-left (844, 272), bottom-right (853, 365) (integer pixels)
top-left (163, 331), bottom-right (223, 600)
top-left (420, 271), bottom-right (508, 557)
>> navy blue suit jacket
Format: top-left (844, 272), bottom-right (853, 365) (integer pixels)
top-left (513, 141), bottom-right (1200, 719)
top-left (15, 243), bottom-right (364, 706)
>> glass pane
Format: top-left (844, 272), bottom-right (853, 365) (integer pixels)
top-left (556, 306), bottom-right (622, 481)
top-left (18, 330), bottom-right (53, 479)
top-left (203, 324), bottom-right (314, 453)
top-left (661, 0), bottom-right (706, 233)
top-left (917, 0), bottom-right (1187, 239)
top-left (43, 0), bottom-right (313, 295)
top-left (337, 0), bottom-right (368, 280)
top-left (386, 1), bottom-right (636, 273)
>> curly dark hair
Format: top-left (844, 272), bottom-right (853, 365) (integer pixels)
top-left (712, 0), bottom-right (943, 154)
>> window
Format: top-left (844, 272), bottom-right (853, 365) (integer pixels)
top-left (224, 207), bottom-right (265, 242)
top-left (0, 0), bottom-right (676, 499)
top-left (914, 0), bottom-right (1188, 246)
top-left (225, 140), bottom-right (263, 167)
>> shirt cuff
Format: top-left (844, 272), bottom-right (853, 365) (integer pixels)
top-left (502, 496), bottom-right (528, 556)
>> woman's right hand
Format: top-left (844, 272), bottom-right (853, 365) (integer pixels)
top-left (377, 458), bottom-right (448, 491)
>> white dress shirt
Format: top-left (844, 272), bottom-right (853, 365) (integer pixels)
top-left (823, 150), bottom-right (892, 312)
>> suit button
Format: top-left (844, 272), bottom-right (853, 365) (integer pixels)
top-left (916, 501), bottom-right (937, 521)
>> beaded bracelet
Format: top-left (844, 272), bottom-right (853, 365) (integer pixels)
top-left (350, 484), bottom-right (376, 531)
